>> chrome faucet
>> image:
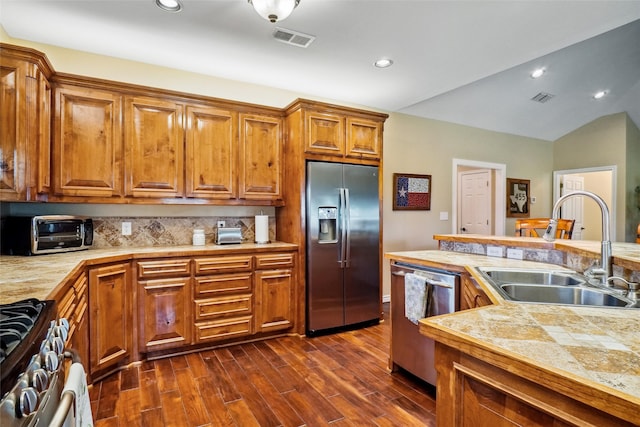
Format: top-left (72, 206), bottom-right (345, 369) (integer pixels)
top-left (542, 190), bottom-right (612, 285)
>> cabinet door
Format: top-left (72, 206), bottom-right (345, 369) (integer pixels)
top-left (304, 111), bottom-right (344, 156)
top-left (346, 117), bottom-right (381, 160)
top-left (0, 56), bottom-right (50, 201)
top-left (89, 263), bottom-right (132, 374)
top-left (139, 277), bottom-right (192, 352)
top-left (185, 105), bottom-right (237, 199)
top-left (461, 274), bottom-right (492, 310)
top-left (53, 85), bottom-right (123, 197)
top-left (238, 113), bottom-right (282, 200)
top-left (255, 269), bottom-right (293, 333)
top-left (125, 96), bottom-right (184, 198)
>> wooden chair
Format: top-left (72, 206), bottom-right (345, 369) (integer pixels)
top-left (515, 218), bottom-right (575, 239)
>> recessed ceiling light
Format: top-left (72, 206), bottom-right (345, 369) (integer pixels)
top-left (156, 0), bottom-right (182, 12)
top-left (593, 90), bottom-right (607, 99)
top-left (530, 68), bottom-right (545, 79)
top-left (374, 58), bottom-right (393, 68)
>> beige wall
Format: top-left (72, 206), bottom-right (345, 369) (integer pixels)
top-left (553, 113), bottom-right (632, 241)
top-left (626, 117), bottom-right (640, 241)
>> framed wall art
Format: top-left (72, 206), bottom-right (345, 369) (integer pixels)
top-left (506, 178), bottom-right (530, 218)
top-left (393, 173), bottom-right (431, 210)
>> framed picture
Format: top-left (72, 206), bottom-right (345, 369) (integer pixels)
top-left (506, 178), bottom-right (530, 218)
top-left (393, 173), bottom-right (431, 210)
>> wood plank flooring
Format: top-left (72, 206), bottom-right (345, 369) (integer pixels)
top-left (90, 304), bottom-right (437, 426)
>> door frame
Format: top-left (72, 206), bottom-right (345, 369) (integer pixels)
top-left (552, 165), bottom-right (617, 240)
top-left (452, 158), bottom-right (506, 236)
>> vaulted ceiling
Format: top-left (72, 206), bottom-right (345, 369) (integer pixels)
top-left (1, 1), bottom-right (639, 141)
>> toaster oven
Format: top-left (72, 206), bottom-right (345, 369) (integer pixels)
top-left (1, 215), bottom-right (93, 255)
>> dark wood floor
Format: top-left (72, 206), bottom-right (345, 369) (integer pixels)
top-left (90, 304), bottom-right (437, 426)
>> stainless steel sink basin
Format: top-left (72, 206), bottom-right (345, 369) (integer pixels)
top-left (476, 267), bottom-right (636, 308)
top-left (483, 269), bottom-right (585, 287)
top-left (500, 284), bottom-right (629, 307)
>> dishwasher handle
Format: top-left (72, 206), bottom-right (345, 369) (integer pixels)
top-left (391, 269), bottom-right (454, 288)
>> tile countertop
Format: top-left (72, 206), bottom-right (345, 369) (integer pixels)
top-left (0, 242), bottom-right (298, 305)
top-left (384, 250), bottom-right (640, 412)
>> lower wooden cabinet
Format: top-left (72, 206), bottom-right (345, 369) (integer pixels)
top-left (89, 262), bottom-right (133, 375)
top-left (434, 343), bottom-right (635, 426)
top-left (461, 273), bottom-right (492, 310)
top-left (138, 277), bottom-right (192, 352)
top-left (255, 268), bottom-right (293, 333)
top-left (56, 272), bottom-right (89, 372)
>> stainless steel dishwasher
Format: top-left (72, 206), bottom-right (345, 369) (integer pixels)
top-left (390, 261), bottom-right (460, 386)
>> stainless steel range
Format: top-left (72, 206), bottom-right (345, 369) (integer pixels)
top-left (0, 298), bottom-right (72, 426)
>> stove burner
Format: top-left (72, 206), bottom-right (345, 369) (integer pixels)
top-left (0, 299), bottom-right (55, 398)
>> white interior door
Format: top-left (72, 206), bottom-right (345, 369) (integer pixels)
top-left (561, 175), bottom-right (584, 239)
top-left (459, 169), bottom-right (492, 234)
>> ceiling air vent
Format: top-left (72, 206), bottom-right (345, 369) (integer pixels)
top-left (273, 27), bottom-right (315, 48)
top-left (531, 92), bottom-right (555, 103)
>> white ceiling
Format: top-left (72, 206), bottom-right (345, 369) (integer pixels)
top-left (1, 0), bottom-right (639, 141)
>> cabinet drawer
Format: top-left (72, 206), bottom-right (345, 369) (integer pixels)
top-left (194, 273), bottom-right (253, 297)
top-left (194, 255), bottom-right (253, 275)
top-left (194, 295), bottom-right (252, 320)
top-left (137, 259), bottom-right (191, 278)
top-left (254, 253), bottom-right (294, 269)
top-left (194, 316), bottom-right (253, 343)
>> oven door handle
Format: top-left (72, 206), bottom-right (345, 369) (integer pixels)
top-left (48, 390), bottom-right (75, 427)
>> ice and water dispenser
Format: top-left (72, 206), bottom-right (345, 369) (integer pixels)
top-left (318, 207), bottom-right (338, 243)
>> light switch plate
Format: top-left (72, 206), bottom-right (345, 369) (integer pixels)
top-left (217, 220), bottom-right (225, 228)
top-left (507, 248), bottom-right (524, 260)
top-left (122, 222), bottom-right (132, 236)
top-left (439, 211), bottom-right (449, 221)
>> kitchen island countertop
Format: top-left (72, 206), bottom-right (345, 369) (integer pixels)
top-left (385, 249), bottom-right (640, 422)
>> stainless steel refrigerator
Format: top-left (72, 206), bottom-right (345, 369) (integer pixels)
top-left (306, 161), bottom-right (380, 335)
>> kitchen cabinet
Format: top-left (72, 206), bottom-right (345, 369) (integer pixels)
top-left (55, 272), bottom-right (89, 375)
top-left (434, 342), bottom-right (634, 427)
top-left (137, 259), bottom-right (192, 352)
top-left (238, 113), bottom-right (283, 201)
top-left (301, 104), bottom-right (384, 161)
top-left (185, 105), bottom-right (237, 199)
top-left (125, 96), bottom-right (184, 199)
top-left (52, 84), bottom-right (123, 198)
top-left (254, 253), bottom-right (295, 333)
top-left (193, 255), bottom-right (254, 343)
top-left (460, 274), bottom-right (492, 310)
top-left (89, 262), bottom-right (133, 376)
top-left (0, 44), bottom-right (53, 201)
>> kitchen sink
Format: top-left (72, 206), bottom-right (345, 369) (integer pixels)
top-left (476, 267), bottom-right (636, 308)
top-left (499, 284), bottom-right (629, 307)
top-left (483, 269), bottom-right (585, 287)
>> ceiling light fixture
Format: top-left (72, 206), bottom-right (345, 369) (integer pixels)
top-left (530, 68), bottom-right (545, 79)
top-left (374, 58), bottom-right (394, 68)
top-left (156, 0), bottom-right (182, 12)
top-left (248, 0), bottom-right (300, 23)
top-left (593, 90), bottom-right (608, 99)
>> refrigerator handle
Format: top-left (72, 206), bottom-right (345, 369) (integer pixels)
top-left (339, 188), bottom-right (347, 268)
top-left (344, 187), bottom-right (351, 268)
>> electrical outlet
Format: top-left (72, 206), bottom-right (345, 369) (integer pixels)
top-left (486, 246), bottom-right (503, 257)
top-left (217, 220), bottom-right (225, 228)
top-left (122, 222), bottom-right (132, 236)
top-left (507, 248), bottom-right (524, 260)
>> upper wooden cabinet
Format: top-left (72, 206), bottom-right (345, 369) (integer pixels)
top-left (0, 45), bottom-right (53, 201)
top-left (125, 96), bottom-right (184, 198)
top-left (53, 84), bottom-right (123, 198)
top-left (299, 102), bottom-right (386, 161)
top-left (185, 105), bottom-right (237, 199)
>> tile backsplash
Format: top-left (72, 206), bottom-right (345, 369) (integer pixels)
top-left (92, 216), bottom-right (275, 248)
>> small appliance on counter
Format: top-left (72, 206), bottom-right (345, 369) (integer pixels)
top-left (216, 227), bottom-right (242, 245)
top-left (1, 215), bottom-right (93, 256)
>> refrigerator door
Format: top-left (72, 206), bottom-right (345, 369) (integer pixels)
top-left (306, 162), bottom-right (346, 332)
top-left (343, 164), bottom-right (380, 325)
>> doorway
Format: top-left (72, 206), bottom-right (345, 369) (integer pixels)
top-left (452, 159), bottom-right (506, 236)
top-left (553, 166), bottom-right (616, 241)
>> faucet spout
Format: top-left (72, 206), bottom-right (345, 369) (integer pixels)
top-left (542, 190), bottom-right (612, 285)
